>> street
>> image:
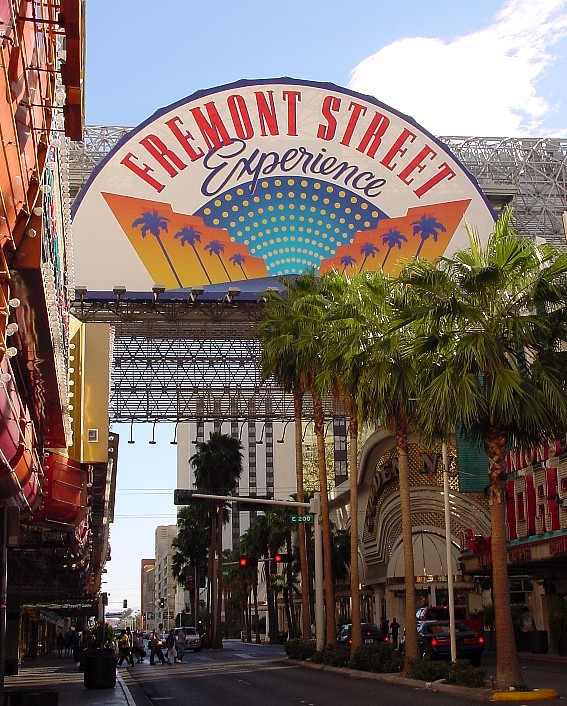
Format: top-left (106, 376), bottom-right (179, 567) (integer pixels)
top-left (121, 641), bottom-right (567, 706)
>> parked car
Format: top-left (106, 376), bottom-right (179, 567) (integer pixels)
top-left (175, 626), bottom-right (202, 651)
top-left (336, 622), bottom-right (389, 646)
top-left (401, 620), bottom-right (484, 666)
top-left (416, 605), bottom-right (483, 635)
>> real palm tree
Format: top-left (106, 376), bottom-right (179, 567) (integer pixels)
top-left (258, 280), bottom-right (313, 640)
top-left (358, 270), bottom-right (422, 671)
top-left (317, 270), bottom-right (368, 655)
top-left (190, 432), bottom-right (243, 649)
top-left (397, 208), bottom-right (567, 688)
top-left (172, 504), bottom-right (210, 624)
top-left (259, 272), bottom-right (336, 646)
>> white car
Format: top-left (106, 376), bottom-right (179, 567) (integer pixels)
top-left (176, 626), bottom-right (202, 652)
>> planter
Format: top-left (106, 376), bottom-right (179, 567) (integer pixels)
top-left (83, 649), bottom-right (116, 689)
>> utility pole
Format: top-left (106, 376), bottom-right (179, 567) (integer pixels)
top-left (174, 490), bottom-right (323, 648)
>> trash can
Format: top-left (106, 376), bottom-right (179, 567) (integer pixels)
top-left (5, 691), bottom-right (59, 706)
top-left (83, 648), bottom-right (116, 689)
top-left (529, 630), bottom-right (549, 654)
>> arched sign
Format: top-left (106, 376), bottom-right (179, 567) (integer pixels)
top-left (72, 78), bottom-right (495, 292)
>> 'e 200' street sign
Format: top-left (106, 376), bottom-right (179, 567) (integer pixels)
top-left (290, 514), bottom-right (314, 524)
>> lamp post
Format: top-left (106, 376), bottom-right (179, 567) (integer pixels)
top-left (442, 441), bottom-right (457, 661)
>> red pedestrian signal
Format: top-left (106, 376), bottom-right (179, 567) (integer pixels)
top-left (273, 553), bottom-right (293, 563)
top-left (238, 556), bottom-right (258, 568)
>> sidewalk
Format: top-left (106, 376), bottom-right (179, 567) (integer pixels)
top-left (3, 655), bottom-right (135, 706)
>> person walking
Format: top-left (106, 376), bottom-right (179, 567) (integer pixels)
top-left (390, 617), bottom-right (400, 648)
top-left (150, 624), bottom-right (166, 665)
top-left (165, 628), bottom-right (177, 664)
top-left (176, 628), bottom-right (186, 663)
top-left (117, 629), bottom-right (134, 667)
top-left (56, 632), bottom-right (64, 657)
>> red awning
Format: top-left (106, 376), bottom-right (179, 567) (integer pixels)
top-left (29, 452), bottom-right (86, 528)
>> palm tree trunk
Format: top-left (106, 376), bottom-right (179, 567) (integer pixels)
top-left (207, 513), bottom-right (216, 644)
top-left (312, 393), bottom-right (336, 646)
top-left (487, 433), bottom-right (522, 688)
top-left (191, 244), bottom-right (213, 284)
top-left (253, 577), bottom-right (260, 643)
top-left (293, 389), bottom-right (311, 639)
top-left (396, 421), bottom-right (419, 673)
top-left (156, 235), bottom-right (183, 286)
top-left (347, 401), bottom-right (362, 657)
top-left (214, 503), bottom-right (223, 649)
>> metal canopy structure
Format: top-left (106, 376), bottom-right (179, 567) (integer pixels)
top-left (68, 129), bottom-right (567, 423)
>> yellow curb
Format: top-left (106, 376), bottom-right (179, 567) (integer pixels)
top-left (491, 688), bottom-right (559, 701)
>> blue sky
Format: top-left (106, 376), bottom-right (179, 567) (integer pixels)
top-left (86, 0), bottom-right (567, 612)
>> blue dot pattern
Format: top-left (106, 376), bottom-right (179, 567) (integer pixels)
top-left (195, 177), bottom-right (387, 275)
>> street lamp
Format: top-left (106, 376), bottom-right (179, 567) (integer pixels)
top-left (442, 441), bottom-right (457, 661)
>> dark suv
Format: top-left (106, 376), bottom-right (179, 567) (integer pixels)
top-left (337, 623), bottom-right (389, 646)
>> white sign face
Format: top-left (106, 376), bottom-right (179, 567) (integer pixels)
top-left (72, 78), bottom-right (494, 291)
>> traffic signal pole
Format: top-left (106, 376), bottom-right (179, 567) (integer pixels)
top-left (175, 489), bottom-right (324, 649)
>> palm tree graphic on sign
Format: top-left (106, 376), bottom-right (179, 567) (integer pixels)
top-left (229, 252), bottom-right (248, 279)
top-left (204, 240), bottom-right (231, 280)
top-left (359, 242), bottom-right (380, 272)
top-left (381, 228), bottom-right (408, 268)
top-left (340, 254), bottom-right (357, 274)
top-left (174, 225), bottom-right (212, 284)
top-left (132, 209), bottom-right (181, 286)
top-left (411, 214), bottom-right (446, 258)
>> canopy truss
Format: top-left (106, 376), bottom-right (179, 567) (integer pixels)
top-left (68, 130), bottom-right (567, 423)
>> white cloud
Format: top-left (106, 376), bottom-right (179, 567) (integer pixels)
top-left (348, 0), bottom-right (567, 136)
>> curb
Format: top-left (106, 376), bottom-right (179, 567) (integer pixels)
top-left (491, 689), bottom-right (559, 702)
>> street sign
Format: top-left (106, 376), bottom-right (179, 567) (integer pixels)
top-left (291, 514), bottom-right (314, 524)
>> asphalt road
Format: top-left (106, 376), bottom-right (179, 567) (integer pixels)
top-left (122, 640), bottom-right (501, 706)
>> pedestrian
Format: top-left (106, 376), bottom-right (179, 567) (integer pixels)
top-left (165, 628), bottom-right (177, 664)
top-left (64, 631), bottom-right (71, 657)
top-left (56, 632), bottom-right (64, 657)
top-left (380, 616), bottom-right (389, 637)
top-left (117, 629), bottom-right (133, 667)
top-left (176, 628), bottom-right (186, 663)
top-left (150, 624), bottom-right (166, 665)
top-left (390, 617), bottom-right (400, 648)
top-left (132, 630), bottom-right (146, 662)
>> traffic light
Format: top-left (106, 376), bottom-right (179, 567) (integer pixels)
top-left (273, 553), bottom-right (293, 563)
top-left (159, 597), bottom-right (165, 609)
top-left (123, 599), bottom-right (128, 609)
top-left (238, 556), bottom-right (258, 568)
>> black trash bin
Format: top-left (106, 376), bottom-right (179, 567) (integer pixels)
top-left (83, 648), bottom-right (116, 689)
top-left (5, 691), bottom-right (59, 706)
top-left (529, 630), bottom-right (549, 654)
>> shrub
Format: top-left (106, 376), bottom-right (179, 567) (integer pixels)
top-left (285, 638), bottom-right (316, 661)
top-left (445, 660), bottom-right (486, 688)
top-left (408, 657), bottom-right (448, 682)
top-left (409, 658), bottom-right (486, 688)
top-left (311, 644), bottom-right (350, 668)
top-left (350, 642), bottom-right (403, 673)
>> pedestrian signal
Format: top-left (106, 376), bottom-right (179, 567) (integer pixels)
top-left (238, 556), bottom-right (258, 568)
top-left (273, 553), bottom-right (293, 563)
